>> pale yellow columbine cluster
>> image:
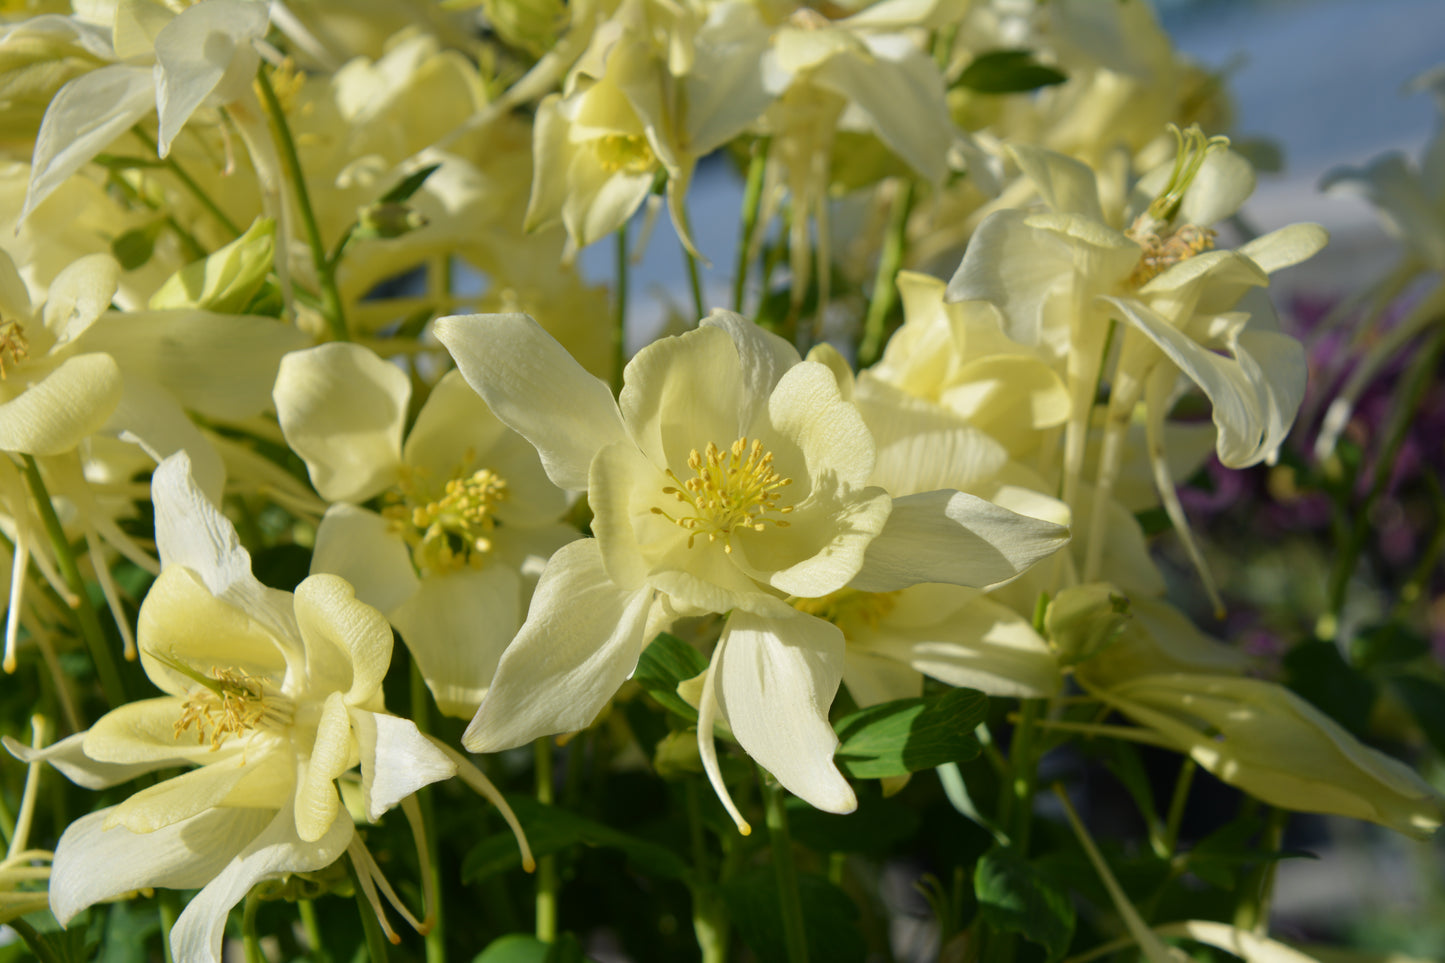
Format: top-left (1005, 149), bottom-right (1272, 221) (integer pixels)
top-left (437, 309), bottom-right (1069, 827)
top-left (867, 123), bottom-right (1445, 838)
top-left (274, 341), bottom-right (577, 717)
top-left (12, 453), bottom-right (525, 962)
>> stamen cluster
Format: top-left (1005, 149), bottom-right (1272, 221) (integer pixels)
top-left (655, 437), bottom-right (794, 551)
top-left (384, 464), bottom-right (509, 572)
top-left (173, 667), bottom-right (273, 751)
top-left (0, 320), bottom-right (28, 379)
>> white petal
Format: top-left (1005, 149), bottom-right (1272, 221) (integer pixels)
top-left (1, 731), bottom-right (164, 790)
top-left (274, 343), bottom-right (408, 505)
top-left (435, 313), bottom-right (626, 491)
top-left (851, 490), bottom-right (1069, 592)
top-left (170, 804), bottom-right (353, 963)
top-left (23, 64), bottom-right (154, 223)
top-left (50, 805), bottom-right (270, 925)
top-left (0, 353), bottom-right (121, 455)
top-left (152, 0), bottom-right (268, 155)
top-left (391, 566), bottom-right (521, 719)
top-left (1010, 144), bottom-right (1105, 221)
top-left (293, 691), bottom-right (350, 842)
top-left (293, 574), bottom-right (394, 706)
top-left (716, 612), bottom-right (855, 813)
top-left (44, 253), bottom-right (121, 344)
top-left (462, 539), bottom-right (653, 752)
top-left (79, 310), bottom-right (308, 421)
top-left (353, 710), bottom-right (456, 820)
top-left (108, 374), bottom-right (227, 502)
top-left (311, 504), bottom-right (419, 617)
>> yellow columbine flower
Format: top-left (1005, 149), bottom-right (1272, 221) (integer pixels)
top-left (38, 453), bottom-right (463, 963)
top-left (437, 309), bottom-right (1067, 825)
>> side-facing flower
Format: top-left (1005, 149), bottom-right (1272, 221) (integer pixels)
top-left (274, 341), bottom-right (576, 717)
top-left (436, 309), bottom-right (1067, 826)
top-left (40, 452), bottom-right (458, 963)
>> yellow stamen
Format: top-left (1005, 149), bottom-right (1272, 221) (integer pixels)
top-left (592, 134), bottom-right (656, 175)
top-left (172, 666), bottom-right (284, 751)
top-left (0, 319), bottom-right (28, 379)
top-left (792, 588), bottom-right (901, 630)
top-left (383, 460), bottom-right (508, 573)
top-left (1124, 123), bottom-right (1229, 286)
top-left (652, 437), bottom-right (794, 553)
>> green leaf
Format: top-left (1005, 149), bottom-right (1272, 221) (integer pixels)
top-left (721, 869), bottom-right (866, 963)
top-left (633, 633), bottom-right (708, 721)
top-left (958, 50), bottom-right (1067, 94)
top-left (462, 795), bottom-right (690, 885)
top-left (473, 933), bottom-right (588, 963)
top-left (1350, 621), bottom-right (1429, 672)
top-left (111, 222), bottom-right (162, 271)
top-left (833, 687), bottom-right (986, 778)
top-left (975, 846), bottom-right (1075, 963)
top-left (1183, 816), bottom-right (1315, 890)
top-left (1283, 639), bottom-right (1375, 737)
top-left (379, 163), bottom-right (443, 204)
top-left (785, 788), bottom-right (920, 855)
top-left (1391, 675), bottom-right (1445, 757)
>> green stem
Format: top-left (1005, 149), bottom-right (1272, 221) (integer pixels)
top-left (348, 857), bottom-right (392, 963)
top-left (733, 138), bottom-right (769, 315)
top-left (763, 779), bottom-right (809, 963)
top-left (1009, 699), bottom-right (1041, 857)
top-left (242, 892), bottom-right (268, 963)
top-left (1235, 807), bottom-right (1287, 934)
top-left (9, 918), bottom-right (65, 963)
top-left (159, 890), bottom-right (181, 963)
top-left (534, 737), bottom-right (558, 943)
top-left (685, 242), bottom-right (706, 321)
top-left (857, 178), bottom-right (914, 368)
top-left (408, 666), bottom-right (445, 963)
top-left (20, 455), bottom-right (127, 708)
top-left (131, 127), bottom-right (242, 237)
top-left (298, 900), bottom-right (325, 960)
top-left (255, 67), bottom-right (349, 342)
top-left (686, 781), bottom-right (729, 963)
top-left (612, 223), bottom-right (629, 396)
top-left (1162, 758), bottom-right (1196, 856)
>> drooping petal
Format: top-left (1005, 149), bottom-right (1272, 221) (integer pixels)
top-left (352, 710), bottom-right (456, 821)
top-left (23, 63), bottom-right (154, 223)
top-left (435, 312), bottom-right (627, 491)
top-left (0, 352), bottom-right (121, 455)
top-left (293, 574), bottom-right (394, 708)
top-left (715, 611), bottom-right (855, 814)
top-left (169, 804), bottom-right (354, 963)
top-left (390, 565), bottom-right (521, 718)
top-left (274, 342), bottom-right (409, 504)
top-left (152, 0), bottom-right (268, 156)
top-left (850, 490), bottom-right (1069, 592)
top-left (49, 805), bottom-right (270, 925)
top-left (1104, 297), bottom-right (1305, 467)
top-left (310, 504), bottom-right (420, 617)
top-left (462, 539), bottom-right (654, 752)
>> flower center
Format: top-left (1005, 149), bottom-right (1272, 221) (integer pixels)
top-left (173, 666), bottom-right (289, 751)
top-left (1124, 123), bottom-right (1229, 286)
top-left (653, 437), bottom-right (794, 552)
top-left (1125, 222), bottom-right (1216, 286)
top-left (0, 319), bottom-right (29, 379)
top-left (792, 588), bottom-right (900, 630)
top-left (593, 134), bottom-right (656, 175)
top-left (383, 461), bottom-right (508, 573)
